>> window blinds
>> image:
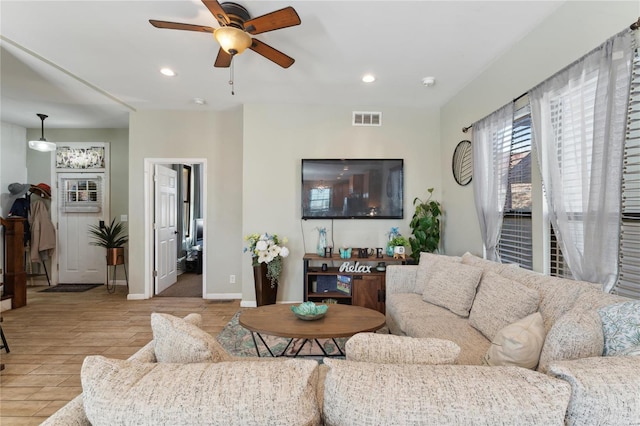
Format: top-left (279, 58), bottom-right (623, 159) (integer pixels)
top-left (498, 103), bottom-right (533, 269)
top-left (616, 47), bottom-right (640, 299)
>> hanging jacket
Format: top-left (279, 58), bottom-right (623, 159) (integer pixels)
top-left (29, 198), bottom-right (56, 262)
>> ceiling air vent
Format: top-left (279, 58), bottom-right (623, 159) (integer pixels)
top-left (352, 111), bottom-right (382, 126)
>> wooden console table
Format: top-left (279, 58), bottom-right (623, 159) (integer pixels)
top-left (303, 252), bottom-right (405, 314)
top-left (1, 217), bottom-right (27, 308)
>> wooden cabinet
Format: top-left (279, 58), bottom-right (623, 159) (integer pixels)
top-left (1, 217), bottom-right (27, 309)
top-left (303, 252), bottom-right (403, 314)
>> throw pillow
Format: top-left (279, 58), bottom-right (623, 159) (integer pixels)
top-left (469, 272), bottom-right (540, 340)
top-left (151, 313), bottom-right (231, 363)
top-left (421, 261), bottom-right (482, 317)
top-left (81, 356), bottom-right (321, 426)
top-left (461, 252), bottom-right (509, 276)
top-left (346, 333), bottom-right (460, 365)
top-left (618, 345), bottom-right (640, 356)
top-left (484, 312), bottom-right (545, 369)
top-left (414, 253), bottom-right (461, 295)
top-left (537, 308), bottom-right (604, 373)
top-left (598, 300), bottom-right (640, 356)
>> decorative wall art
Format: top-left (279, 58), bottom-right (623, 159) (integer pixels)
top-left (56, 146), bottom-right (105, 170)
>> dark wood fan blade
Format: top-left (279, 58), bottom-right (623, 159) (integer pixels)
top-left (201, 0), bottom-right (230, 26)
top-left (249, 39), bottom-right (295, 68)
top-left (214, 48), bottom-right (232, 68)
top-left (149, 20), bottom-right (215, 33)
top-left (244, 6), bottom-right (301, 35)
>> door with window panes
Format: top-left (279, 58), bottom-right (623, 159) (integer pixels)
top-left (57, 173), bottom-right (107, 283)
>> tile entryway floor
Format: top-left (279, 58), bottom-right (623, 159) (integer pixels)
top-left (0, 279), bottom-right (239, 425)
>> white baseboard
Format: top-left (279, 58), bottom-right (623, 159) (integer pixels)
top-left (205, 293), bottom-right (242, 300)
top-left (127, 293), bottom-right (147, 300)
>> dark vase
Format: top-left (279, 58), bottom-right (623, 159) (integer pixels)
top-left (253, 263), bottom-right (278, 306)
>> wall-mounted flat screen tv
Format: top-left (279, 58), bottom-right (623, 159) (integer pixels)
top-left (301, 159), bottom-right (403, 219)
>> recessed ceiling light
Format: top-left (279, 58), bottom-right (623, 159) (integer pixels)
top-left (362, 74), bottom-right (376, 83)
top-left (160, 68), bottom-right (176, 77)
top-left (193, 98), bottom-right (207, 105)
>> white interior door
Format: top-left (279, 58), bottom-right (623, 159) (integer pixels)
top-left (155, 165), bottom-right (178, 294)
top-left (57, 173), bottom-right (106, 283)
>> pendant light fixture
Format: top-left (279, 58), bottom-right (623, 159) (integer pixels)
top-left (28, 114), bottom-right (56, 152)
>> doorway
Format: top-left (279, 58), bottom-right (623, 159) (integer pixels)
top-left (57, 173), bottom-right (107, 283)
top-left (143, 158), bottom-right (206, 299)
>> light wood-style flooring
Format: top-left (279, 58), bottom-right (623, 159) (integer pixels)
top-left (0, 280), bottom-right (239, 425)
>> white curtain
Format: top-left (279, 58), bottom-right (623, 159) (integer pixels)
top-left (530, 29), bottom-right (634, 292)
top-left (472, 103), bottom-right (514, 261)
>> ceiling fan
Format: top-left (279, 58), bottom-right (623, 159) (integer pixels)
top-left (149, 0), bottom-right (301, 68)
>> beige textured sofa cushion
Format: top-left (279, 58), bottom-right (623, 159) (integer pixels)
top-left (422, 261), bottom-right (482, 317)
top-left (548, 356), bottom-right (640, 426)
top-left (387, 293), bottom-right (490, 365)
top-left (415, 252), bottom-right (461, 294)
top-left (151, 312), bottom-right (231, 363)
top-left (81, 356), bottom-right (321, 426)
top-left (469, 272), bottom-right (540, 340)
top-left (484, 312), bottom-right (545, 369)
top-left (346, 332), bottom-right (460, 365)
top-left (461, 252), bottom-right (509, 275)
top-left (538, 308), bottom-right (604, 373)
top-left (322, 359), bottom-right (571, 426)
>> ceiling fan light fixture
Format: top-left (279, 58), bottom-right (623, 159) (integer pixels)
top-left (214, 26), bottom-right (252, 55)
top-left (28, 114), bottom-right (56, 152)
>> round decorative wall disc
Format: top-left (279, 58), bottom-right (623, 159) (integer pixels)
top-left (452, 140), bottom-right (472, 186)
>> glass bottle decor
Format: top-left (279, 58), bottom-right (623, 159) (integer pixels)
top-left (316, 227), bottom-right (327, 256)
top-left (387, 227), bottom-right (400, 256)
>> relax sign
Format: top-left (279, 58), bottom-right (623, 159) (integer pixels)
top-left (339, 261), bottom-right (372, 273)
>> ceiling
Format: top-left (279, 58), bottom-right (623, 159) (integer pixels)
top-left (0, 1), bottom-right (566, 129)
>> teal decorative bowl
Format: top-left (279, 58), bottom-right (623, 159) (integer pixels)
top-left (291, 302), bottom-right (328, 321)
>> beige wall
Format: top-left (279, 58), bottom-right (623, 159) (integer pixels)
top-left (128, 109), bottom-right (244, 298)
top-left (439, 1), bottom-right (638, 269)
top-left (242, 104), bottom-right (440, 304)
top-left (128, 105), bottom-right (439, 303)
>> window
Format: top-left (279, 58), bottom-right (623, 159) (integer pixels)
top-left (309, 188), bottom-right (331, 212)
top-left (546, 73), bottom-right (599, 279)
top-left (61, 176), bottom-right (102, 213)
top-left (497, 103), bottom-right (533, 269)
top-left (615, 47), bottom-right (640, 299)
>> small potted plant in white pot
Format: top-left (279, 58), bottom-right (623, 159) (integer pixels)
top-left (88, 218), bottom-right (128, 265)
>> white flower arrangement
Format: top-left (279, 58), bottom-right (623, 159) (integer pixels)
top-left (244, 233), bottom-right (289, 287)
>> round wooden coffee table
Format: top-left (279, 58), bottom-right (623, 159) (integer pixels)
top-left (239, 303), bottom-right (386, 357)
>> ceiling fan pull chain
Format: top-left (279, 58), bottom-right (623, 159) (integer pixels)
top-left (229, 59), bottom-right (235, 95)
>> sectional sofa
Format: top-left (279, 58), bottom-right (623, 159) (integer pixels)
top-left (42, 253), bottom-right (640, 425)
top-left (386, 252), bottom-right (640, 424)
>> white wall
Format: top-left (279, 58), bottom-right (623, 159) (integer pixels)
top-left (440, 1), bottom-right (638, 268)
top-left (128, 109), bottom-right (244, 298)
top-left (0, 121), bottom-right (27, 285)
top-left (242, 104), bottom-right (440, 304)
top-left (1, 122), bottom-right (27, 217)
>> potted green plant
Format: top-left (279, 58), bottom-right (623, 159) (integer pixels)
top-left (88, 218), bottom-right (128, 265)
top-left (408, 188), bottom-right (442, 263)
top-left (387, 235), bottom-right (409, 258)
